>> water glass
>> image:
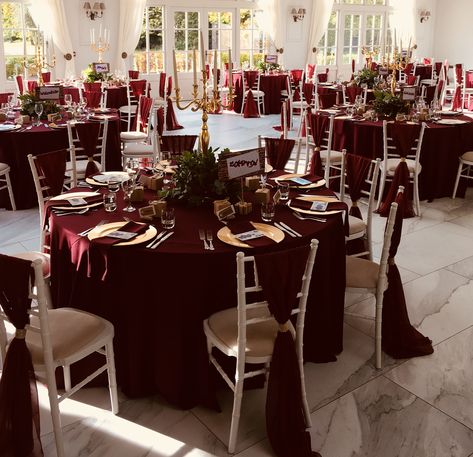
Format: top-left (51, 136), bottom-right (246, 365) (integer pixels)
top-left (107, 177), bottom-right (120, 193)
top-left (161, 208), bottom-right (175, 229)
top-left (103, 192), bottom-right (117, 212)
top-left (278, 182), bottom-right (290, 201)
top-left (34, 102), bottom-right (43, 126)
top-left (261, 202), bottom-right (275, 222)
top-left (64, 93), bottom-right (72, 108)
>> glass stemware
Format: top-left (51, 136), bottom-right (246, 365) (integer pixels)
top-left (34, 102), bottom-right (43, 126)
top-left (64, 93), bottom-right (72, 109)
top-left (122, 179), bottom-right (136, 212)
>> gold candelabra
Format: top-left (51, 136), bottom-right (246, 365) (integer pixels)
top-left (24, 38), bottom-right (55, 87)
top-left (173, 34), bottom-right (234, 154)
top-left (362, 46), bottom-right (379, 68)
top-left (90, 27), bottom-right (110, 63)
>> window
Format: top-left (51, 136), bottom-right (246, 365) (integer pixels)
top-left (134, 6), bottom-right (165, 74)
top-left (342, 14), bottom-right (361, 65)
top-left (1, 1), bottom-right (38, 80)
top-left (174, 10), bottom-right (199, 72)
top-left (317, 12), bottom-right (338, 65)
top-left (239, 9), bottom-right (266, 68)
top-left (208, 11), bottom-right (232, 68)
top-left (363, 14), bottom-right (383, 61)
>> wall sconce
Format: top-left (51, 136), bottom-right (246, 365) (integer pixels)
top-left (419, 9), bottom-right (431, 23)
top-left (84, 2), bottom-right (105, 21)
top-left (291, 8), bottom-right (306, 22)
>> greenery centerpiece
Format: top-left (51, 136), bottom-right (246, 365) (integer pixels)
top-left (82, 64), bottom-right (111, 83)
top-left (354, 68), bottom-right (378, 88)
top-left (373, 89), bottom-right (410, 119)
top-left (163, 148), bottom-right (240, 206)
top-left (18, 92), bottom-right (60, 119)
top-left (257, 61), bottom-right (280, 73)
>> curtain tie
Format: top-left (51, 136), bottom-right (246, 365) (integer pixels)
top-left (314, 146), bottom-right (320, 152)
top-left (400, 157), bottom-right (406, 162)
top-left (388, 257), bottom-right (396, 265)
top-left (87, 156), bottom-right (95, 162)
top-left (351, 200), bottom-right (358, 207)
top-left (15, 328), bottom-right (27, 339)
top-left (278, 321), bottom-right (290, 332)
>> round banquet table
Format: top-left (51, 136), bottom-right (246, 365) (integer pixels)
top-left (49, 186), bottom-right (346, 408)
top-left (0, 117), bottom-right (122, 210)
top-left (330, 115), bottom-right (473, 200)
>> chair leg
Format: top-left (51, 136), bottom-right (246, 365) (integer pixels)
top-left (5, 171), bottom-right (16, 211)
top-left (105, 342), bottom-right (119, 414)
top-left (375, 292), bottom-right (383, 370)
top-left (413, 175), bottom-right (421, 216)
top-left (63, 365), bottom-right (72, 392)
top-left (297, 345), bottom-right (312, 428)
top-left (45, 365), bottom-right (66, 457)
top-left (228, 376), bottom-right (244, 454)
top-left (452, 161), bottom-right (463, 199)
top-left (377, 174), bottom-right (386, 210)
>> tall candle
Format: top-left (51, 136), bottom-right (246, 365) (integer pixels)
top-left (90, 29), bottom-right (93, 44)
top-left (193, 49), bottom-right (197, 85)
top-left (407, 37), bottom-right (411, 57)
top-left (172, 50), bottom-right (179, 91)
top-left (99, 24), bottom-right (102, 39)
top-left (200, 31), bottom-right (205, 74)
top-left (228, 49), bottom-right (232, 90)
top-left (92, 28), bottom-right (95, 45)
top-left (213, 50), bottom-right (218, 91)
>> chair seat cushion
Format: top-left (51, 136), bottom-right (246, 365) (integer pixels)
top-left (26, 308), bottom-right (109, 365)
top-left (0, 162), bottom-right (10, 173)
top-left (320, 149), bottom-right (343, 164)
top-left (154, 99), bottom-right (166, 106)
top-left (346, 256), bottom-right (379, 289)
top-left (12, 252), bottom-right (50, 277)
top-left (461, 151), bottom-right (473, 163)
top-left (120, 131), bottom-right (148, 142)
top-left (119, 105), bottom-right (138, 114)
top-left (66, 160), bottom-right (102, 177)
top-left (348, 215), bottom-right (367, 235)
top-left (207, 306), bottom-right (285, 358)
top-left (123, 143), bottom-right (154, 155)
top-left (382, 158), bottom-right (421, 174)
top-left (245, 90), bottom-right (265, 96)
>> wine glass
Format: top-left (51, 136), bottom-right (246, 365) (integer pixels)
top-left (64, 93), bottom-right (72, 109)
top-left (34, 102), bottom-right (43, 126)
top-left (122, 179), bottom-right (136, 212)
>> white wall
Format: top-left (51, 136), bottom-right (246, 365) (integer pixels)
top-left (433, 0), bottom-right (473, 68)
top-left (412, 0), bottom-right (436, 61)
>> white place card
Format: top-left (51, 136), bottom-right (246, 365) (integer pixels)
top-left (105, 231), bottom-right (139, 240)
top-left (65, 197), bottom-right (88, 206)
top-left (234, 230), bottom-right (264, 241)
top-left (310, 201), bottom-right (328, 212)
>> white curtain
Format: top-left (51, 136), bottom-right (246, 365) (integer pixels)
top-left (256, 0), bottom-right (285, 65)
top-left (116, 0), bottom-right (147, 73)
top-left (389, 0), bottom-right (416, 48)
top-left (306, 0), bottom-right (335, 65)
top-left (29, 0), bottom-right (75, 78)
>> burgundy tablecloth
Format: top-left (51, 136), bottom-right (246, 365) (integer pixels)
top-left (331, 116), bottom-right (473, 199)
top-left (49, 186), bottom-right (345, 408)
top-left (0, 118), bottom-right (122, 209)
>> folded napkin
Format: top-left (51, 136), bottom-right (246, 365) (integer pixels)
top-left (227, 220), bottom-right (275, 247)
top-left (277, 174), bottom-right (323, 187)
top-left (90, 221), bottom-right (148, 247)
top-left (291, 198), bottom-right (346, 213)
top-left (49, 194), bottom-right (103, 208)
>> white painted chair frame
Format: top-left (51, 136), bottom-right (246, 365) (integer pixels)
top-left (66, 119), bottom-right (109, 187)
top-left (345, 199), bottom-right (399, 369)
top-left (452, 152), bottom-right (473, 199)
top-left (257, 134), bottom-right (303, 174)
top-left (120, 80), bottom-right (150, 131)
top-left (0, 257), bottom-right (119, 457)
top-left (203, 239), bottom-right (319, 454)
top-left (378, 120), bottom-right (425, 216)
top-left (0, 163), bottom-right (16, 210)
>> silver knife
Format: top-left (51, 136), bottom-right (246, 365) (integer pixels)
top-left (146, 230), bottom-right (167, 248)
top-left (274, 222), bottom-right (296, 238)
top-left (279, 221), bottom-right (302, 237)
top-left (152, 231), bottom-right (174, 249)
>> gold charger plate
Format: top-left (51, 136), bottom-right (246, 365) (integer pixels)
top-left (217, 222), bottom-right (285, 248)
top-left (289, 201), bottom-right (343, 216)
top-left (274, 173), bottom-right (326, 189)
top-left (86, 171), bottom-right (130, 186)
top-left (50, 191), bottom-right (103, 211)
top-left (296, 195), bottom-right (340, 203)
top-left (87, 221), bottom-right (157, 246)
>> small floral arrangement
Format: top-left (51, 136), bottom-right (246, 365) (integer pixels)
top-left (354, 68), bottom-right (378, 88)
top-left (18, 92), bottom-right (60, 119)
top-left (373, 90), bottom-right (410, 119)
top-left (162, 148), bottom-right (240, 207)
top-left (82, 64), bottom-right (111, 83)
top-left (257, 61), bottom-right (280, 73)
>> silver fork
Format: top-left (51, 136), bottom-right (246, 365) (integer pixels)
top-left (206, 230), bottom-right (215, 250)
top-left (54, 208), bottom-right (89, 216)
top-left (199, 229), bottom-right (209, 250)
top-left (292, 212), bottom-right (327, 223)
top-left (78, 219), bottom-right (108, 237)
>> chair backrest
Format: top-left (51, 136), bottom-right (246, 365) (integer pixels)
top-left (382, 120), bottom-right (425, 165)
top-left (243, 70), bottom-right (260, 91)
top-left (132, 95), bottom-right (153, 132)
top-left (235, 239), bottom-right (318, 361)
top-left (81, 89), bottom-right (107, 108)
top-left (66, 120), bottom-right (109, 185)
top-left (158, 72), bottom-right (168, 100)
top-left (128, 70), bottom-right (140, 79)
top-left (257, 135), bottom-right (301, 173)
top-left (342, 85), bottom-right (367, 105)
top-left (128, 79), bottom-right (149, 105)
top-left (15, 74), bottom-right (24, 95)
top-left (304, 111), bottom-right (334, 170)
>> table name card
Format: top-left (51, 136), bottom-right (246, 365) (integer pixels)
top-left (93, 62), bottom-right (110, 74)
top-left (402, 86), bottom-right (417, 101)
top-left (379, 67), bottom-right (389, 76)
top-left (35, 86), bottom-right (64, 101)
top-left (218, 148), bottom-right (265, 181)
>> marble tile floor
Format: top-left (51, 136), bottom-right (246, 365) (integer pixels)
top-left (2, 110), bottom-right (473, 456)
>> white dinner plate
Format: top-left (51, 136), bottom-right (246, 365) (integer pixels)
top-left (289, 201), bottom-right (343, 216)
top-left (0, 124), bottom-right (21, 131)
top-left (274, 173), bottom-right (326, 190)
top-left (217, 222), bottom-right (284, 248)
top-left (87, 221), bottom-right (157, 246)
top-left (436, 119), bottom-right (467, 125)
top-left (86, 172), bottom-right (130, 186)
top-left (50, 191), bottom-right (103, 211)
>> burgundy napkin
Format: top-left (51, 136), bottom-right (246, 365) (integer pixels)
top-left (290, 198), bottom-right (346, 213)
top-left (90, 221), bottom-right (148, 247)
top-left (227, 220), bottom-right (275, 247)
top-left (48, 194), bottom-right (103, 208)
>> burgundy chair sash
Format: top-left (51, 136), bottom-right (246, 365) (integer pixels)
top-left (132, 96), bottom-right (153, 132)
top-left (129, 79), bottom-right (148, 99)
top-left (156, 106), bottom-right (165, 136)
top-left (33, 149), bottom-right (67, 197)
top-left (346, 153), bottom-right (371, 219)
top-left (406, 75), bottom-right (417, 86)
top-left (318, 92), bottom-right (337, 109)
top-left (455, 63), bottom-right (463, 84)
top-left (465, 71), bottom-right (473, 89)
top-left (165, 78), bottom-right (184, 130)
top-left (345, 85), bottom-right (361, 104)
top-left (404, 63), bottom-right (414, 76)
top-left (290, 69), bottom-right (304, 87)
top-left (452, 86), bottom-right (463, 111)
top-left (243, 91), bottom-right (259, 118)
top-left (254, 247), bottom-right (321, 457)
top-left (41, 72), bottom-right (51, 83)
top-left (83, 82), bottom-right (102, 92)
top-left (159, 72), bottom-right (167, 98)
top-left (128, 70), bottom-right (140, 79)
top-left (63, 87), bottom-right (80, 103)
top-left (0, 254), bottom-right (43, 457)
top-left (27, 80), bottom-right (38, 93)
top-left (434, 61), bottom-right (442, 76)
top-left (15, 75), bottom-right (24, 94)
top-left (161, 135), bottom-right (197, 154)
top-left (83, 90), bottom-right (101, 108)
top-left (0, 92), bottom-right (14, 104)
top-left (302, 83), bottom-right (314, 105)
top-left (306, 64), bottom-right (315, 80)
top-left (244, 70), bottom-right (258, 89)
top-left (317, 69), bottom-right (329, 83)
top-left (265, 137), bottom-right (295, 170)
top-left (381, 191), bottom-right (434, 359)
top-left (307, 112), bottom-right (329, 176)
top-left (75, 122), bottom-right (101, 177)
top-left (423, 85), bottom-right (436, 105)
